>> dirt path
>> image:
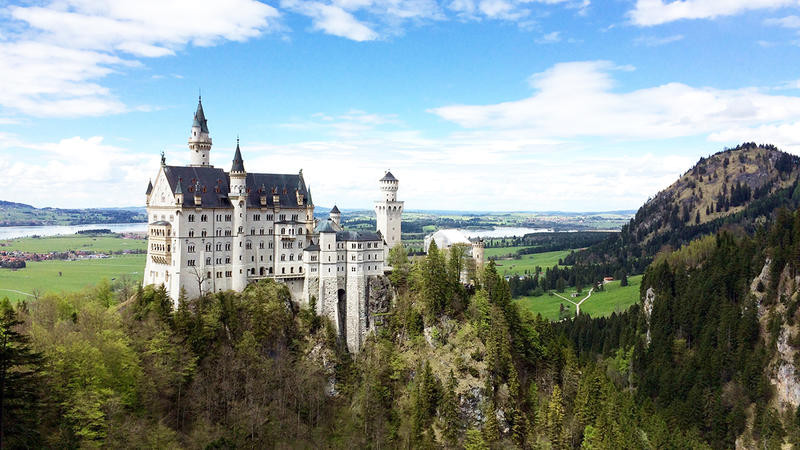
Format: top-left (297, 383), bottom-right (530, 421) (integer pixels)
top-left (553, 287), bottom-right (595, 316)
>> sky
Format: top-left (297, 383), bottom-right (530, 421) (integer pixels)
top-left (2, 0), bottom-right (800, 212)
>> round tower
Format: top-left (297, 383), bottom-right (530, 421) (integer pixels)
top-left (375, 170), bottom-right (404, 249)
top-left (471, 238), bottom-right (485, 268)
top-left (230, 140), bottom-right (248, 292)
top-left (188, 96), bottom-right (212, 167)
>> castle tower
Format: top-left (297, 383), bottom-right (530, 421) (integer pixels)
top-left (375, 171), bottom-right (403, 249)
top-left (230, 140), bottom-right (248, 291)
top-left (330, 205), bottom-right (341, 226)
top-left (188, 96), bottom-right (213, 167)
top-left (471, 238), bottom-right (485, 268)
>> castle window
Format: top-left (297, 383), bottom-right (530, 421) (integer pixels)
top-left (289, 254), bottom-right (294, 261)
top-left (225, 229), bottom-right (231, 236)
top-left (246, 242), bottom-right (252, 250)
top-left (217, 272), bottom-right (222, 278)
top-left (188, 214), bottom-right (195, 222)
top-left (206, 257), bottom-right (211, 265)
top-left (216, 243), bottom-right (222, 251)
top-left (207, 271), bottom-right (211, 278)
top-left (259, 241), bottom-right (264, 249)
top-left (226, 271), bottom-right (232, 277)
top-left (250, 228), bottom-right (255, 235)
top-left (216, 258), bottom-right (222, 264)
top-left (281, 228), bottom-right (285, 235)
top-left (206, 243), bottom-right (212, 252)
top-left (280, 214), bottom-right (286, 221)
top-left (225, 215), bottom-right (232, 222)
top-left (188, 259), bottom-right (196, 266)
top-left (188, 244), bottom-right (195, 253)
top-left (225, 257), bottom-right (231, 263)
top-left (201, 230), bottom-right (207, 237)
top-left (201, 215), bottom-right (208, 222)
top-left (188, 230), bottom-right (194, 237)
top-left (298, 229), bottom-right (303, 235)
top-left (290, 267), bottom-right (294, 273)
top-left (260, 229), bottom-right (264, 235)
top-left (254, 214), bottom-right (260, 221)
top-left (282, 268), bottom-right (285, 274)
top-left (351, 266), bottom-right (355, 272)
top-left (225, 243), bottom-right (231, 251)
top-left (266, 214), bottom-right (273, 221)
top-left (281, 255), bottom-right (285, 261)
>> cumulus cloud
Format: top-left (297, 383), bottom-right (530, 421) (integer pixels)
top-left (0, 135), bottom-right (154, 208)
top-left (430, 60), bottom-right (800, 140)
top-left (629, 0), bottom-right (797, 26)
top-left (1, 0), bottom-right (279, 117)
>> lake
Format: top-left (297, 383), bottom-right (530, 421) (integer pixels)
top-left (0, 223), bottom-right (148, 240)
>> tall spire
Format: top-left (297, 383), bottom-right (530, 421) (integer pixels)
top-left (231, 138), bottom-right (245, 173)
top-left (192, 95), bottom-right (209, 133)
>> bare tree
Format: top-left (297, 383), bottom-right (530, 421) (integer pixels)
top-left (189, 266), bottom-right (209, 297)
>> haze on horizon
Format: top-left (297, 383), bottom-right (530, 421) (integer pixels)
top-left (1, 0), bottom-right (800, 212)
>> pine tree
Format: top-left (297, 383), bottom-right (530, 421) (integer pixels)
top-left (547, 385), bottom-right (565, 449)
top-left (440, 370), bottom-right (460, 446)
top-left (0, 300), bottom-right (44, 448)
top-left (508, 365), bottom-right (527, 447)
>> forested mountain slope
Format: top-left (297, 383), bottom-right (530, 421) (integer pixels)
top-left (567, 143), bottom-right (800, 274)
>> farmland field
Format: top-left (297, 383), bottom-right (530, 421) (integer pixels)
top-left (0, 234), bottom-right (146, 253)
top-left (0, 254), bottom-right (145, 302)
top-left (580, 275), bottom-right (642, 318)
top-left (516, 274), bottom-right (643, 321)
top-left (493, 249), bottom-right (573, 276)
top-left (515, 294), bottom-right (575, 321)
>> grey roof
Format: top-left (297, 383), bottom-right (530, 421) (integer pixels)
top-left (146, 180), bottom-right (153, 195)
top-left (231, 142), bottom-right (245, 173)
top-left (330, 205), bottom-right (340, 214)
top-left (336, 230), bottom-right (382, 242)
top-left (307, 187), bottom-right (313, 205)
top-left (380, 171), bottom-right (397, 182)
top-left (304, 241), bottom-right (320, 251)
top-left (174, 181), bottom-right (182, 195)
top-left (192, 97), bottom-right (209, 133)
top-left (149, 220), bottom-right (170, 226)
top-left (315, 219), bottom-right (337, 233)
top-left (162, 165), bottom-right (311, 209)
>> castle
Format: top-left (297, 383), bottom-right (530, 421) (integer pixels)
top-left (143, 98), bottom-right (402, 351)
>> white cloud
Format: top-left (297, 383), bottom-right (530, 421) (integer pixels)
top-left (1, 0), bottom-right (279, 117)
top-left (281, 0), bottom-right (379, 40)
top-left (633, 34), bottom-right (684, 46)
top-left (430, 60), bottom-right (800, 141)
top-left (765, 14), bottom-right (800, 27)
top-left (629, 0), bottom-right (797, 26)
top-left (0, 135), bottom-right (154, 208)
top-left (709, 121), bottom-right (800, 153)
top-left (535, 31), bottom-right (561, 43)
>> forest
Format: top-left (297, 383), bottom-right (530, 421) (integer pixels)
top-left (7, 212), bottom-right (799, 449)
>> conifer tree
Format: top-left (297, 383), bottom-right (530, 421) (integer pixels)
top-left (547, 385), bottom-right (565, 449)
top-left (440, 370), bottom-right (460, 446)
top-left (0, 300), bottom-right (44, 448)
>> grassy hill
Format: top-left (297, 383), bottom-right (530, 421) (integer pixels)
top-left (0, 200), bottom-right (146, 226)
top-left (570, 142), bottom-right (800, 273)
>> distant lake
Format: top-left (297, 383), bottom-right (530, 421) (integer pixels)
top-left (460, 227), bottom-right (553, 238)
top-left (0, 223), bottom-right (148, 240)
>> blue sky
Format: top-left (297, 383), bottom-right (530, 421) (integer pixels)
top-left (2, 0), bottom-right (800, 211)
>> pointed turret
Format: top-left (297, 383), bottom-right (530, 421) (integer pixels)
top-left (231, 138), bottom-right (245, 174)
top-left (329, 205), bottom-right (341, 226)
top-left (193, 97), bottom-right (209, 133)
top-left (146, 180), bottom-right (153, 195)
top-left (188, 96), bottom-right (213, 167)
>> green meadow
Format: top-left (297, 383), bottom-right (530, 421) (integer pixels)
top-left (516, 274), bottom-right (643, 321)
top-left (0, 254), bottom-right (145, 302)
top-left (492, 249), bottom-right (573, 276)
top-left (0, 234), bottom-right (147, 253)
